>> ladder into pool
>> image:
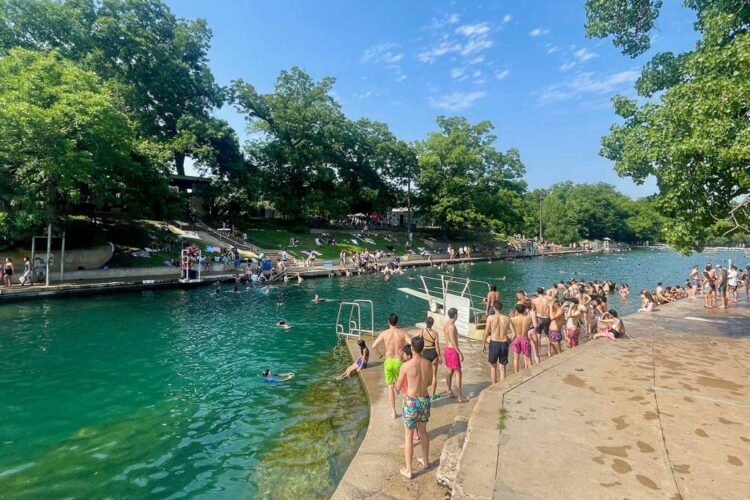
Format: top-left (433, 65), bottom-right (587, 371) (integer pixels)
top-left (335, 300), bottom-right (375, 339)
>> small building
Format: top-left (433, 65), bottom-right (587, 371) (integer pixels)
top-left (169, 175), bottom-right (211, 215)
top-left (387, 208), bottom-right (430, 228)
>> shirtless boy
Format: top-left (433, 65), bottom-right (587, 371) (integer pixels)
top-left (483, 301), bottom-right (511, 384)
top-left (395, 336), bottom-right (433, 479)
top-left (548, 300), bottom-right (564, 355)
top-left (443, 308), bottom-right (467, 402)
top-left (484, 284), bottom-right (501, 316)
top-left (510, 304), bottom-right (533, 372)
top-left (531, 288), bottom-right (551, 361)
top-left (565, 298), bottom-right (584, 348)
top-left (372, 313), bottom-right (412, 418)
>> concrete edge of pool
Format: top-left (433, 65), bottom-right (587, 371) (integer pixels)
top-left (333, 298), bottom-right (750, 500)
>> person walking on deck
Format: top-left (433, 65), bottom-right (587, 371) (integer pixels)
top-left (443, 308), bottom-right (466, 402)
top-left (371, 313), bottom-right (411, 419)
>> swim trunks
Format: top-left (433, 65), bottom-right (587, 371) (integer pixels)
top-left (548, 330), bottom-right (563, 344)
top-left (444, 347), bottom-right (461, 371)
top-left (511, 336), bottom-right (531, 356)
top-left (488, 340), bottom-right (509, 365)
top-left (383, 357), bottom-right (402, 385)
top-left (403, 395), bottom-right (431, 429)
top-left (566, 328), bottom-right (580, 348)
top-left (537, 317), bottom-right (551, 336)
top-left (422, 347), bottom-right (438, 363)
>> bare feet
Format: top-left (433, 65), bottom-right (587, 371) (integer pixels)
top-left (417, 457), bottom-right (428, 468)
top-left (400, 468), bottom-right (412, 479)
top-left (391, 412), bottom-right (399, 419)
top-left (456, 396), bottom-right (468, 403)
top-left (448, 392), bottom-right (456, 398)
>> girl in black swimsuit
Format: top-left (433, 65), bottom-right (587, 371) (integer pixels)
top-left (419, 317), bottom-right (441, 399)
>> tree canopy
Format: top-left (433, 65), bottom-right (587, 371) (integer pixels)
top-left (0, 49), bottom-right (170, 241)
top-left (586, 0), bottom-right (750, 252)
top-left (415, 116), bottom-right (527, 233)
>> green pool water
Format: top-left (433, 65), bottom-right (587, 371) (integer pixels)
top-left (0, 249), bottom-right (746, 498)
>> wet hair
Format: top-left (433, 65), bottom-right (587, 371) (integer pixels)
top-left (426, 316), bottom-right (434, 328)
top-left (536, 287), bottom-right (545, 295)
top-left (515, 303), bottom-right (526, 314)
top-left (608, 310), bottom-right (619, 318)
top-left (262, 369), bottom-right (270, 377)
top-left (388, 313), bottom-right (399, 326)
top-left (657, 282), bottom-right (662, 286)
top-left (516, 290), bottom-right (525, 296)
top-left (568, 297), bottom-right (579, 305)
top-left (411, 336), bottom-right (425, 354)
top-left (401, 344), bottom-right (413, 357)
top-left (493, 301), bottom-right (502, 312)
top-left (448, 308), bottom-right (458, 319)
top-left (490, 284), bottom-right (497, 291)
top-left (357, 339), bottom-right (367, 348)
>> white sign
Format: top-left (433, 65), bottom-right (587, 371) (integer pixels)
top-left (444, 294), bottom-right (472, 337)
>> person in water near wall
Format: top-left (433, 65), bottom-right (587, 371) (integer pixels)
top-left (262, 369), bottom-right (294, 383)
top-left (417, 316), bottom-right (442, 400)
top-left (371, 313), bottom-right (412, 419)
top-left (443, 308), bottom-right (467, 402)
top-left (337, 340), bottom-right (370, 379)
top-left (276, 320), bottom-right (292, 330)
top-left (395, 336), bottom-right (433, 480)
top-left (483, 301), bottom-right (511, 384)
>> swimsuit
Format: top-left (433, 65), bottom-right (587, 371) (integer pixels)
top-left (3, 266), bottom-right (12, 276)
top-left (537, 317), bottom-right (551, 336)
top-left (566, 328), bottom-right (580, 348)
top-left (264, 376), bottom-right (279, 383)
top-left (356, 358), bottom-right (367, 368)
top-left (444, 347), bottom-right (461, 371)
top-left (420, 329), bottom-right (438, 362)
top-left (548, 330), bottom-right (563, 344)
top-left (511, 336), bottom-right (531, 356)
top-left (488, 340), bottom-right (509, 365)
top-left (403, 395), bottom-right (431, 429)
top-left (383, 357), bottom-right (402, 385)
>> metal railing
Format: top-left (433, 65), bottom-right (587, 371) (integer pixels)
top-left (335, 300), bottom-right (375, 339)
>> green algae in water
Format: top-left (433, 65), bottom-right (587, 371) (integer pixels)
top-left (254, 345), bottom-right (369, 499)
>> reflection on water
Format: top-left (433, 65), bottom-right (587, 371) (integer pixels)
top-left (0, 249), bottom-right (745, 498)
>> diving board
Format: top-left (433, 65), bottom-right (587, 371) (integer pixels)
top-left (398, 287), bottom-right (445, 305)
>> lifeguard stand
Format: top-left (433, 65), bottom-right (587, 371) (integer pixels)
top-left (180, 248), bottom-right (202, 283)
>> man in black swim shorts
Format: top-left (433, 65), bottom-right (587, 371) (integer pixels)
top-left (483, 302), bottom-right (511, 384)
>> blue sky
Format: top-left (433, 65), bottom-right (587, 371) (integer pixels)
top-left (168, 0), bottom-right (698, 198)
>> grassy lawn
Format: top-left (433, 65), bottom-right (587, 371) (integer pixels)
top-left (245, 229), bottom-right (436, 260)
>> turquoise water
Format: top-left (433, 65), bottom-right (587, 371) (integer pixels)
top-left (0, 249), bottom-right (746, 498)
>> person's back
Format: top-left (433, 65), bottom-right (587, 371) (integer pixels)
top-left (510, 310), bottom-right (531, 338)
top-left (489, 311), bottom-right (511, 342)
top-left (379, 325), bottom-right (409, 358)
top-left (402, 355), bottom-right (432, 398)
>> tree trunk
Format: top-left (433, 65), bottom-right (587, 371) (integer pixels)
top-left (175, 152), bottom-right (186, 176)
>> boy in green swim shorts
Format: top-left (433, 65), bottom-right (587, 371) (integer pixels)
top-left (372, 313), bottom-right (412, 419)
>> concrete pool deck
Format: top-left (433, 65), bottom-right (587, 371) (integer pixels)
top-left (336, 298), bottom-right (750, 499)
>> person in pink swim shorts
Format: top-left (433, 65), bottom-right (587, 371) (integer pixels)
top-left (509, 303), bottom-right (533, 372)
top-left (443, 308), bottom-right (467, 402)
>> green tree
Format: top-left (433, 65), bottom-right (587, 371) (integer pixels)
top-left (416, 116), bottom-right (527, 233)
top-left (0, 49), bottom-right (168, 242)
top-left (586, 0), bottom-right (750, 252)
top-left (0, 0), bottom-right (229, 176)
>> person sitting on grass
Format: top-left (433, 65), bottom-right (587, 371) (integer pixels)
top-left (337, 340), bottom-right (370, 379)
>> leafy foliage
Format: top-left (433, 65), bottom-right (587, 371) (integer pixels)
top-left (586, 0), bottom-right (750, 251)
top-left (416, 116), bottom-right (527, 233)
top-left (0, 49), bottom-right (169, 241)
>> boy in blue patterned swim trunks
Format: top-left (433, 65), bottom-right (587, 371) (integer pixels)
top-left (395, 336), bottom-right (433, 479)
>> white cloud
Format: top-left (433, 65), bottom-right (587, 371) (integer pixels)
top-left (450, 67), bottom-right (467, 80)
top-left (428, 91), bottom-right (488, 111)
top-left (472, 70), bottom-right (482, 78)
top-left (547, 46), bottom-right (559, 54)
top-left (560, 62), bottom-right (576, 72)
top-left (419, 17), bottom-right (494, 63)
top-left (427, 13), bottom-right (460, 31)
top-left (495, 69), bottom-right (510, 80)
top-left (502, 14), bottom-right (512, 24)
top-left (418, 41), bottom-right (462, 63)
top-left (529, 27), bottom-right (550, 37)
top-left (456, 23), bottom-right (491, 37)
top-left (396, 74), bottom-right (407, 82)
top-left (361, 42), bottom-right (404, 65)
top-left (574, 48), bottom-right (598, 62)
top-left (538, 70), bottom-right (640, 103)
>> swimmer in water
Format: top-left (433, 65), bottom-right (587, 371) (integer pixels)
top-left (276, 321), bottom-right (293, 330)
top-left (262, 369), bottom-right (294, 383)
top-left (312, 294), bottom-right (320, 303)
